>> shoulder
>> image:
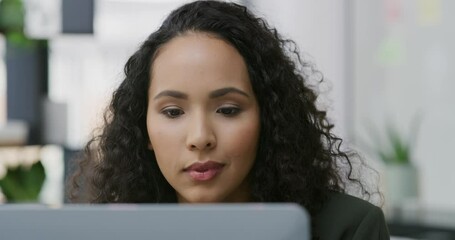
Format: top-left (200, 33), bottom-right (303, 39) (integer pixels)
top-left (312, 192), bottom-right (390, 240)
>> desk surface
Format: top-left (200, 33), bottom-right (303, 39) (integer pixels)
top-left (388, 208), bottom-right (455, 239)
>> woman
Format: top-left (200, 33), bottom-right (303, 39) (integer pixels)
top-left (69, 1), bottom-right (389, 239)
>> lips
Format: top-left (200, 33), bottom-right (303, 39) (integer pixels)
top-left (184, 161), bottom-right (225, 181)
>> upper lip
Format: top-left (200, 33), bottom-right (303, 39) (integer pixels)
top-left (184, 161), bottom-right (225, 172)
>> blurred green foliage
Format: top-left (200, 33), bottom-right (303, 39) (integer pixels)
top-left (0, 0), bottom-right (24, 32)
top-left (0, 0), bottom-right (44, 48)
top-left (376, 125), bottom-right (412, 165)
top-left (0, 161), bottom-right (46, 202)
top-left (366, 116), bottom-right (421, 165)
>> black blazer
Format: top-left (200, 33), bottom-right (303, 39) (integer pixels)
top-left (312, 192), bottom-right (390, 240)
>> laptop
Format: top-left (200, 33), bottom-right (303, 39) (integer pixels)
top-left (0, 203), bottom-right (310, 240)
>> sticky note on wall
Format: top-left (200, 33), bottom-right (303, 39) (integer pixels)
top-left (385, 0), bottom-right (403, 24)
top-left (418, 0), bottom-right (442, 26)
top-left (377, 34), bottom-right (406, 67)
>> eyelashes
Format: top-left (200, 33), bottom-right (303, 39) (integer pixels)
top-left (161, 108), bottom-right (184, 119)
top-left (161, 106), bottom-right (241, 119)
top-left (216, 107), bottom-right (240, 116)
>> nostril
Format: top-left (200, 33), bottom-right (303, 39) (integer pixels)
top-left (188, 141), bottom-right (215, 150)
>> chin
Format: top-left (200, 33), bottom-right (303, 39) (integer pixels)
top-left (178, 191), bottom-right (226, 203)
top-left (183, 196), bottom-right (223, 204)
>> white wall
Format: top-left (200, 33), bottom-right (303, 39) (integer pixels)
top-left (353, 0), bottom-right (455, 209)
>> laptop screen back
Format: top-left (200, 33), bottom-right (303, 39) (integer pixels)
top-left (0, 203), bottom-right (310, 240)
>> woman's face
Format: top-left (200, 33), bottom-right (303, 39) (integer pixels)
top-left (146, 33), bottom-right (260, 203)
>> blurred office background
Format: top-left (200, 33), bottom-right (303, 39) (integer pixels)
top-left (0, 0), bottom-right (454, 238)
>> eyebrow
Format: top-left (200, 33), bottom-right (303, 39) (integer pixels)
top-left (153, 90), bottom-right (188, 100)
top-left (153, 87), bottom-right (250, 100)
top-left (209, 87), bottom-right (250, 99)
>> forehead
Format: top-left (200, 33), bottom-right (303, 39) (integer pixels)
top-left (153, 32), bottom-right (241, 67)
top-left (149, 32), bottom-right (251, 93)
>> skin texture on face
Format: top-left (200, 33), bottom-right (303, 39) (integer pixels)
top-left (146, 32), bottom-right (261, 203)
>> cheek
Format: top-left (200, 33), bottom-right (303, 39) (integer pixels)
top-left (222, 118), bottom-right (260, 160)
top-left (150, 131), bottom-right (177, 154)
top-left (147, 116), bottom-right (183, 166)
top-left (148, 127), bottom-right (183, 185)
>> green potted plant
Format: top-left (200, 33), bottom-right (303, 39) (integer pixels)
top-left (376, 124), bottom-right (414, 165)
top-left (365, 118), bottom-right (421, 212)
top-left (0, 146), bottom-right (46, 203)
top-left (0, 160), bottom-right (46, 202)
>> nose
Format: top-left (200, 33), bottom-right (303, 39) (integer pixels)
top-left (186, 113), bottom-right (216, 151)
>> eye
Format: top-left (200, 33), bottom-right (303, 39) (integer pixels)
top-left (216, 106), bottom-right (241, 116)
top-left (161, 108), bottom-right (184, 119)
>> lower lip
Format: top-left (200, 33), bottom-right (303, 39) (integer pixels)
top-left (187, 167), bottom-right (223, 181)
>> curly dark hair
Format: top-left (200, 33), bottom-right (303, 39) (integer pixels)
top-left (69, 0), bottom-right (375, 216)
